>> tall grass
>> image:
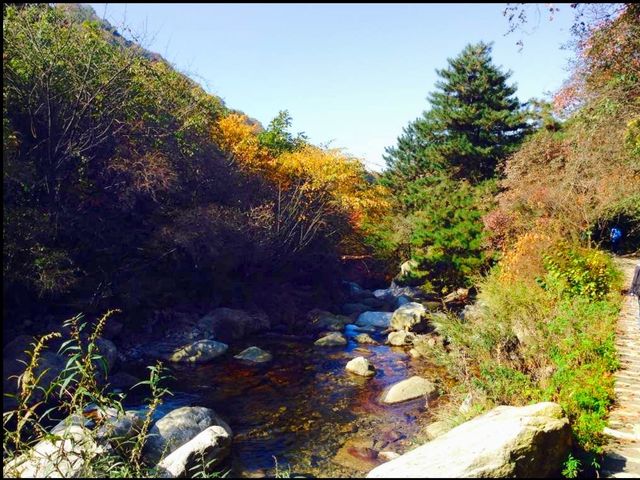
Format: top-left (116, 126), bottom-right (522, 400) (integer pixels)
top-left (416, 240), bottom-right (622, 473)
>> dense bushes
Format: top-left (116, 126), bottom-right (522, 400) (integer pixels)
top-left (421, 242), bottom-right (621, 455)
top-left (2, 4), bottom-right (384, 332)
top-left (488, 4), bottom-right (640, 254)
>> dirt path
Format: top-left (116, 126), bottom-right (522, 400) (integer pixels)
top-left (601, 256), bottom-right (640, 478)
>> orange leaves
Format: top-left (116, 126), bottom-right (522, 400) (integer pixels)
top-left (498, 231), bottom-right (556, 286)
top-left (211, 113), bottom-right (391, 258)
top-left (277, 145), bottom-right (391, 229)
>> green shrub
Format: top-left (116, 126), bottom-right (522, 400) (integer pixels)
top-left (539, 244), bottom-right (620, 300)
top-left (428, 241), bottom-right (621, 458)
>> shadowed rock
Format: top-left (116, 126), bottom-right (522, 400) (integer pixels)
top-left (367, 402), bottom-right (572, 478)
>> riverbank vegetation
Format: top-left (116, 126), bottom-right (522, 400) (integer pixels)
top-left (380, 3), bottom-right (638, 474)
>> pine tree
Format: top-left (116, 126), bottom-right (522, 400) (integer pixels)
top-left (384, 42), bottom-right (529, 187)
top-left (374, 42), bottom-right (527, 290)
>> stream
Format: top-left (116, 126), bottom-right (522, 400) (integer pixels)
top-left (126, 322), bottom-right (452, 477)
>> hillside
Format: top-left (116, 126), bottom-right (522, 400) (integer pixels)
top-left (2, 3), bottom-right (639, 480)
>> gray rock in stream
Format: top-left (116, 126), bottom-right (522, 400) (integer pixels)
top-left (234, 346), bottom-right (273, 363)
top-left (314, 332), bottom-right (348, 347)
top-left (379, 376), bottom-right (438, 404)
top-left (143, 406), bottom-right (232, 465)
top-left (390, 302), bottom-right (429, 332)
top-left (346, 356), bottom-right (376, 377)
top-left (168, 340), bottom-right (228, 363)
top-left (356, 311), bottom-right (392, 329)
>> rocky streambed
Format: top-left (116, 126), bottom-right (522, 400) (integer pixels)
top-left (125, 319), bottom-right (451, 477)
top-left (115, 282), bottom-right (462, 477)
top-left (4, 278), bottom-right (573, 479)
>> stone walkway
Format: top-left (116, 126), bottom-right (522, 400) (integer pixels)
top-left (601, 256), bottom-right (640, 478)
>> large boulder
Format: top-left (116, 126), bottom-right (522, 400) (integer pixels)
top-left (95, 409), bottom-right (144, 448)
top-left (346, 357), bottom-right (376, 377)
top-left (197, 308), bottom-right (269, 343)
top-left (390, 303), bottom-right (429, 333)
top-left (156, 425), bottom-right (232, 477)
top-left (315, 332), bottom-right (348, 347)
top-left (367, 402), bottom-right (572, 478)
top-left (143, 406), bottom-right (231, 465)
top-left (356, 312), bottom-right (392, 329)
top-left (168, 340), bottom-right (228, 363)
top-left (379, 376), bottom-right (438, 404)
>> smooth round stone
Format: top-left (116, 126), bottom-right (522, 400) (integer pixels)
top-left (380, 376), bottom-right (438, 404)
top-left (346, 356), bottom-right (376, 377)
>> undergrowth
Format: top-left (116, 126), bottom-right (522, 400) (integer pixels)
top-left (416, 240), bottom-right (622, 476)
top-left (2, 311), bottom-right (226, 478)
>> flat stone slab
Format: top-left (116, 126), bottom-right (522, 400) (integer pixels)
top-left (368, 402), bottom-right (571, 478)
top-left (380, 376), bottom-right (437, 404)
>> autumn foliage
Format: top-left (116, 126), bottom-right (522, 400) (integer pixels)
top-left (2, 4), bottom-right (387, 331)
top-left (486, 4), bottom-right (640, 254)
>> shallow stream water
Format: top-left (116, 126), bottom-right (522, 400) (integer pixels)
top-left (127, 324), bottom-right (450, 477)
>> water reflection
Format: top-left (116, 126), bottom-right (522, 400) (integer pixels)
top-left (128, 326), bottom-right (445, 477)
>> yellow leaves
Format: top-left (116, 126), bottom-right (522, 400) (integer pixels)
top-left (211, 113), bottom-right (392, 256)
top-left (212, 113), bottom-right (274, 172)
top-left (498, 231), bottom-right (555, 285)
top-left (276, 145), bottom-right (391, 228)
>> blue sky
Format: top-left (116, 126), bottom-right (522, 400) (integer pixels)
top-left (88, 3), bottom-right (577, 171)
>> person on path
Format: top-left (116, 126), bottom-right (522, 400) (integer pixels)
top-left (631, 262), bottom-right (640, 323)
top-left (610, 227), bottom-right (623, 254)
